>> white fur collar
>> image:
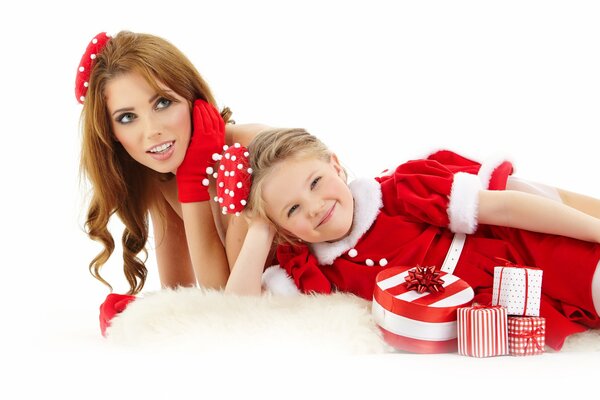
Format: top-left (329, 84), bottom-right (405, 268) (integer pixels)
top-left (309, 177), bottom-right (383, 265)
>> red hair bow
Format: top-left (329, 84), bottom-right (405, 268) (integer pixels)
top-left (75, 32), bottom-right (111, 104)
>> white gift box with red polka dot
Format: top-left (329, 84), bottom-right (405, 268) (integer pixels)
top-left (492, 266), bottom-right (543, 316)
top-left (372, 266), bottom-right (474, 354)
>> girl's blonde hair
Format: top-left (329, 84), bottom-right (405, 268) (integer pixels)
top-left (247, 128), bottom-right (332, 243)
top-left (79, 31), bottom-right (231, 295)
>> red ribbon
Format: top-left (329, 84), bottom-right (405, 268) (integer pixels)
top-left (404, 265), bottom-right (445, 294)
top-left (494, 258), bottom-right (540, 316)
top-left (513, 326), bottom-right (545, 353)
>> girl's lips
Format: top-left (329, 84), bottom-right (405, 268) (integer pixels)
top-left (317, 202), bottom-right (336, 228)
top-left (147, 141), bottom-right (175, 161)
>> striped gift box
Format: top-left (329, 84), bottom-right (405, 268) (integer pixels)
top-left (457, 305), bottom-right (509, 357)
top-left (372, 266), bottom-right (474, 354)
top-left (507, 316), bottom-right (545, 356)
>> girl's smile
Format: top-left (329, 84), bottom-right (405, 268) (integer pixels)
top-left (262, 155), bottom-right (354, 243)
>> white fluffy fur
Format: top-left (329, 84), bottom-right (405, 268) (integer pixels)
top-left (447, 172), bottom-right (482, 234)
top-left (106, 287), bottom-right (392, 356)
top-left (106, 287), bottom-right (598, 355)
top-left (310, 178), bottom-right (383, 265)
top-left (261, 265), bottom-right (301, 296)
top-left (478, 155), bottom-right (510, 189)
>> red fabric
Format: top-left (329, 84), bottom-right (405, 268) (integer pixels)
top-left (176, 99), bottom-right (226, 203)
top-left (75, 32), bottom-right (111, 104)
top-left (99, 293), bottom-right (136, 337)
top-left (215, 144), bottom-right (251, 214)
top-left (276, 244), bottom-right (333, 295)
top-left (276, 151), bottom-right (600, 350)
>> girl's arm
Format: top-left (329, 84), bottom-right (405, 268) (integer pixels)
top-left (149, 201), bottom-right (197, 288)
top-left (478, 190), bottom-right (600, 243)
top-left (225, 216), bottom-right (275, 296)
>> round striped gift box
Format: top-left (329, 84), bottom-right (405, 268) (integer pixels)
top-left (372, 266), bottom-right (474, 354)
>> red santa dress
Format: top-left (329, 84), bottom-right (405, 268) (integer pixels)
top-left (275, 150), bottom-right (600, 350)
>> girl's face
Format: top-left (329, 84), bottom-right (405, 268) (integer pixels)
top-left (105, 72), bottom-right (191, 174)
top-left (262, 155), bottom-right (354, 243)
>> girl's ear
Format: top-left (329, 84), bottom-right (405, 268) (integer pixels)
top-left (330, 153), bottom-right (342, 173)
top-left (330, 153), bottom-right (347, 180)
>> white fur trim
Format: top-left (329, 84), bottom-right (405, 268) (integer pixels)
top-left (478, 155), bottom-right (511, 189)
top-left (447, 172), bottom-right (482, 234)
top-left (261, 265), bottom-right (301, 296)
top-left (310, 178), bottom-right (383, 265)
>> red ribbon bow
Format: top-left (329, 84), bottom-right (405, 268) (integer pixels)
top-left (513, 326), bottom-right (545, 353)
top-left (404, 265), bottom-right (445, 294)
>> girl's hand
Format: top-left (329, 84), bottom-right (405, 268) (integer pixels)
top-left (243, 211), bottom-right (276, 238)
top-left (176, 99), bottom-right (225, 203)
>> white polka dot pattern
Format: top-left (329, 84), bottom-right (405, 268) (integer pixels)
top-left (491, 266), bottom-right (543, 316)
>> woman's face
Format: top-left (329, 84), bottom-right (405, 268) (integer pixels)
top-left (105, 72), bottom-right (191, 174)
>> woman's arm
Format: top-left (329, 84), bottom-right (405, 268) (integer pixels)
top-left (181, 202), bottom-right (230, 289)
top-left (478, 189), bottom-right (600, 243)
top-left (222, 122), bottom-right (271, 269)
top-left (149, 200), bottom-right (196, 288)
top-left (225, 123), bottom-right (271, 147)
top-left (225, 217), bottom-right (275, 296)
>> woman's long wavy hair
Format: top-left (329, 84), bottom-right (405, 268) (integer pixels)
top-left (79, 31), bottom-right (231, 294)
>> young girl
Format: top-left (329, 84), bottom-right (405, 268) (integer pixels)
top-left (76, 31), bottom-right (268, 334)
top-left (222, 127), bottom-right (600, 350)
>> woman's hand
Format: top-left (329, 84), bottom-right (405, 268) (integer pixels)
top-left (176, 99), bottom-right (225, 203)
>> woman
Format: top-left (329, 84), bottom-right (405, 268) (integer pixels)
top-left (76, 31), bottom-right (267, 334)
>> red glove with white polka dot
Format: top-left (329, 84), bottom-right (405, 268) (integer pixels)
top-left (176, 99), bottom-right (226, 203)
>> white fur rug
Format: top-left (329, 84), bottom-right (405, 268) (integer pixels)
top-left (106, 287), bottom-right (600, 356)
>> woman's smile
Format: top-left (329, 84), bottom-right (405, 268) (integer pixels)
top-left (147, 140), bottom-right (176, 161)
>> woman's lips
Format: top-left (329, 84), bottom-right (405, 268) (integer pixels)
top-left (317, 202), bottom-right (336, 228)
top-left (147, 141), bottom-right (175, 161)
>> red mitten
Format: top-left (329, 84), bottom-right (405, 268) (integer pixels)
top-left (176, 99), bottom-right (226, 202)
top-left (99, 293), bottom-right (136, 337)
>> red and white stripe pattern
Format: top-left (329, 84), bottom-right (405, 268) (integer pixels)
top-left (507, 316), bottom-right (545, 356)
top-left (372, 266), bottom-right (474, 354)
top-left (457, 306), bottom-right (509, 357)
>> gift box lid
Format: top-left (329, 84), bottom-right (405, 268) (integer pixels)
top-left (374, 266), bottom-right (474, 323)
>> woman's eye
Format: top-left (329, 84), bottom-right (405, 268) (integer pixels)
top-left (116, 113), bottom-right (135, 124)
top-left (310, 177), bottom-right (321, 189)
top-left (287, 204), bottom-right (299, 218)
top-left (156, 97), bottom-right (172, 110)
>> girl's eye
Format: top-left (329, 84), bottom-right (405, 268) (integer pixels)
top-left (310, 176), bottom-right (321, 189)
top-left (116, 112), bottom-right (136, 124)
top-left (156, 97), bottom-right (172, 110)
top-left (287, 204), bottom-right (299, 218)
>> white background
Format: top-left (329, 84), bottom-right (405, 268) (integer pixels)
top-left (1, 0), bottom-right (599, 398)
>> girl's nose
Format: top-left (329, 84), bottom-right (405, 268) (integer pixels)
top-left (308, 199), bottom-right (325, 217)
